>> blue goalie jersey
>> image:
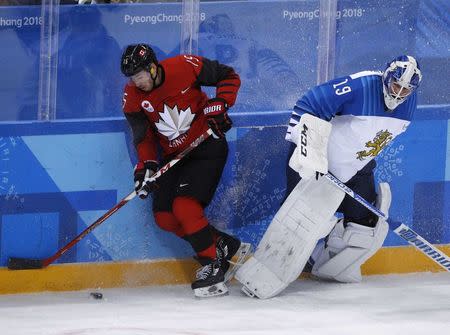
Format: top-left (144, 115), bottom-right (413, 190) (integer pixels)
top-left (286, 71), bottom-right (418, 182)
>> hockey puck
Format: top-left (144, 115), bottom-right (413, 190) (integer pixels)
top-left (90, 292), bottom-right (103, 300)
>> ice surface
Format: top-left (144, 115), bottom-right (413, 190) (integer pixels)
top-left (0, 272), bottom-right (449, 335)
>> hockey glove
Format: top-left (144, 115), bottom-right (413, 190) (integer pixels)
top-left (288, 114), bottom-right (331, 180)
top-left (203, 98), bottom-right (232, 138)
top-left (134, 161), bottom-right (159, 199)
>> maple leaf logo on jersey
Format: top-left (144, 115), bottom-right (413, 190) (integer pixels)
top-left (155, 104), bottom-right (195, 140)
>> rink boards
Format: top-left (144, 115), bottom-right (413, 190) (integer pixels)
top-left (1, 109), bottom-right (450, 294)
top-left (1, 0), bottom-right (449, 294)
top-left (0, 245), bottom-right (450, 294)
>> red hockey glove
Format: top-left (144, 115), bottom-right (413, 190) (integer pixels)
top-left (203, 98), bottom-right (232, 138)
top-left (134, 161), bottom-right (159, 199)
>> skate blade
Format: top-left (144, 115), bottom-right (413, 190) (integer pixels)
top-left (224, 243), bottom-right (252, 283)
top-left (193, 282), bottom-right (228, 298)
top-left (241, 285), bottom-right (257, 298)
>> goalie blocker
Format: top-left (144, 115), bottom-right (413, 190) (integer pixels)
top-left (288, 113), bottom-right (332, 179)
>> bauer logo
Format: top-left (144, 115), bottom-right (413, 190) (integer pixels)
top-left (397, 228), bottom-right (450, 270)
top-left (141, 100), bottom-right (154, 113)
top-left (203, 104), bottom-right (222, 115)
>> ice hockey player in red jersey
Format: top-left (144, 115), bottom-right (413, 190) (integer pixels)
top-left (120, 44), bottom-right (250, 298)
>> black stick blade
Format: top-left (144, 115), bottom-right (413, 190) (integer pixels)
top-left (8, 257), bottom-right (45, 270)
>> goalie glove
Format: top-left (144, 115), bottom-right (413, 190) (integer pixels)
top-left (134, 161), bottom-right (158, 199)
top-left (288, 113), bottom-right (332, 180)
top-left (203, 98), bottom-right (232, 138)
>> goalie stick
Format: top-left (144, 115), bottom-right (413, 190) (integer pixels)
top-left (8, 129), bottom-right (213, 270)
top-left (324, 173), bottom-right (450, 272)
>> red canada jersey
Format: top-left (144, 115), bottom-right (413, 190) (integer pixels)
top-left (122, 55), bottom-right (240, 164)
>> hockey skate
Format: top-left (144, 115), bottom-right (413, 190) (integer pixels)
top-left (191, 258), bottom-right (228, 298)
top-left (216, 233), bottom-right (252, 283)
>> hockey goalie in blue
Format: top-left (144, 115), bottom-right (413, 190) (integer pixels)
top-left (236, 55), bottom-right (423, 299)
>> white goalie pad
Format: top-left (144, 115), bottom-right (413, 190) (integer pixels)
top-left (235, 176), bottom-right (345, 299)
top-left (289, 113), bottom-right (332, 179)
top-left (311, 183), bottom-right (391, 283)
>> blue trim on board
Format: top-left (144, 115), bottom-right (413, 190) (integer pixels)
top-left (0, 105), bottom-right (448, 136)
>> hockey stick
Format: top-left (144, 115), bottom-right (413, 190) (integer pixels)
top-left (7, 128), bottom-right (214, 270)
top-left (324, 173), bottom-right (450, 272)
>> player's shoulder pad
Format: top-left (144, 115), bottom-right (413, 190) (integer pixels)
top-left (161, 54), bottom-right (204, 79)
top-left (326, 70), bottom-right (381, 95)
top-left (161, 54), bottom-right (203, 68)
top-left (160, 54), bottom-right (183, 66)
top-left (348, 71), bottom-right (382, 93)
top-left (349, 70), bottom-right (382, 80)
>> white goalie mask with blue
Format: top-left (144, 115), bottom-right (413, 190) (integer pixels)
top-left (382, 55), bottom-right (422, 110)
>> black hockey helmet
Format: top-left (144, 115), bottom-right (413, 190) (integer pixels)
top-left (120, 44), bottom-right (158, 77)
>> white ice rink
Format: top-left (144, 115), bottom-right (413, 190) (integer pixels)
top-left (1, 272), bottom-right (449, 335)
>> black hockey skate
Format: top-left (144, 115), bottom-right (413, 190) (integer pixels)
top-left (191, 258), bottom-right (228, 298)
top-left (216, 232), bottom-right (252, 283)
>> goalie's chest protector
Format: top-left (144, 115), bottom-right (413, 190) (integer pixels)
top-left (328, 115), bottom-right (410, 182)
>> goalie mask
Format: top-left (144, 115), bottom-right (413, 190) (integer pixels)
top-left (382, 55), bottom-right (422, 110)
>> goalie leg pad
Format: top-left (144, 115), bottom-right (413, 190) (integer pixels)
top-left (235, 177), bottom-right (345, 299)
top-left (311, 183), bottom-right (391, 283)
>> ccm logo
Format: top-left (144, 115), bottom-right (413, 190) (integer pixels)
top-left (300, 124), bottom-right (308, 157)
